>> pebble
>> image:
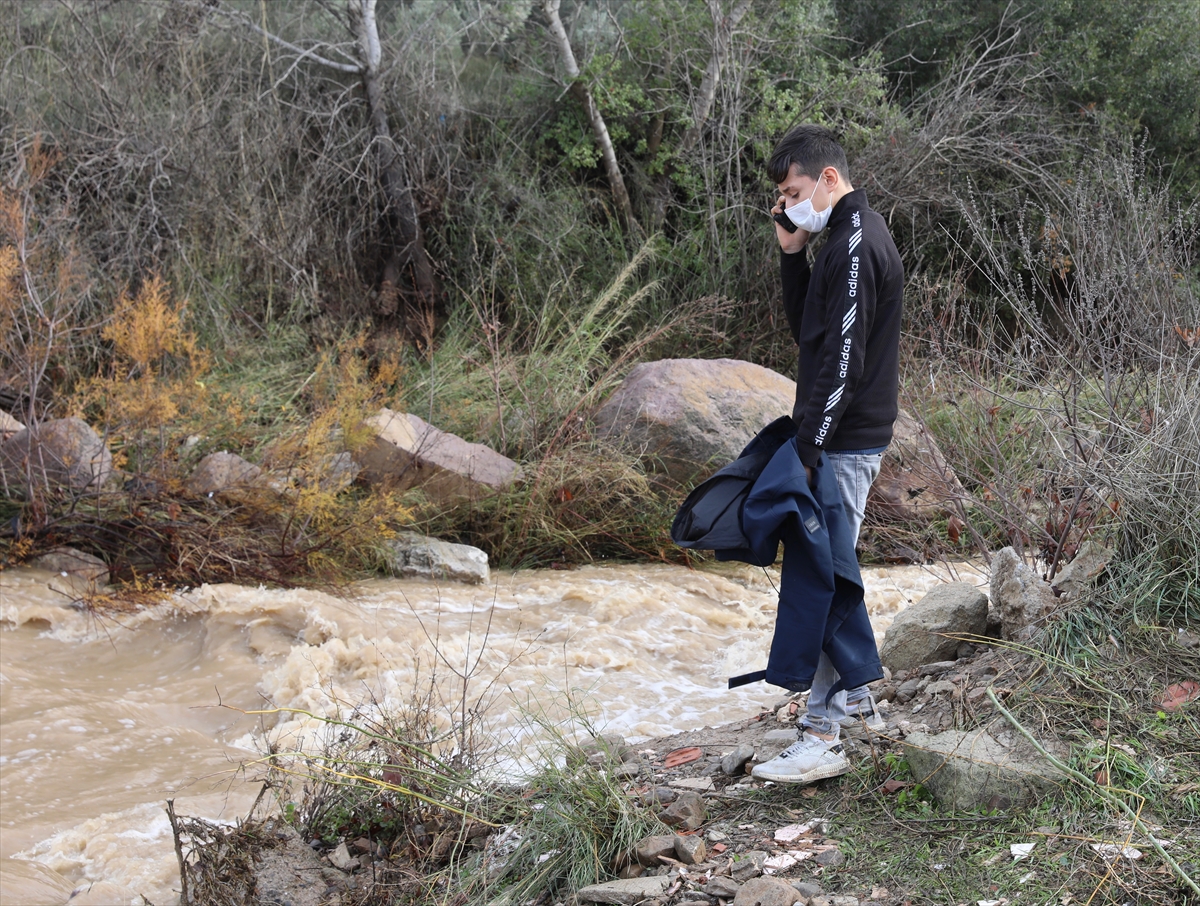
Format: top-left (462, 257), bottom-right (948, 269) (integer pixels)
top-left (895, 679), bottom-right (921, 702)
top-left (829, 897), bottom-right (859, 906)
top-left (918, 660), bottom-right (958, 676)
top-left (614, 762), bottom-right (641, 779)
top-left (731, 850), bottom-right (769, 881)
top-left (926, 680), bottom-right (958, 696)
top-left (328, 842), bottom-right (355, 871)
top-left (670, 777), bottom-right (715, 792)
top-left (674, 834), bottom-right (706, 865)
top-left (705, 877), bottom-right (742, 897)
top-left (722, 744), bottom-right (756, 775)
top-left (661, 792), bottom-right (706, 831)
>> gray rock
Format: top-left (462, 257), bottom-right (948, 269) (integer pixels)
top-left (1, 418), bottom-right (114, 496)
top-left (732, 876), bottom-right (802, 906)
top-left (617, 862), bottom-right (645, 879)
top-left (186, 451), bottom-right (266, 499)
top-left (358, 408), bottom-right (521, 503)
top-left (814, 849), bottom-right (844, 866)
top-left (614, 762), bottom-right (641, 780)
top-left (660, 792), bottom-right (706, 831)
top-left (635, 835), bottom-right (677, 866)
top-left (580, 733), bottom-right (632, 762)
top-left (731, 850), bottom-right (769, 881)
top-left (594, 358), bottom-right (797, 485)
top-left (29, 547), bottom-right (109, 586)
top-left (895, 678), bottom-right (921, 703)
top-left (917, 660), bottom-right (958, 676)
top-left (763, 729), bottom-right (799, 744)
top-left (791, 882), bottom-right (823, 900)
top-left (879, 583), bottom-right (988, 672)
top-left (990, 546), bottom-right (1057, 639)
top-left (254, 822), bottom-right (348, 906)
top-left (577, 876), bottom-right (670, 905)
top-left (829, 898), bottom-right (859, 906)
top-left (925, 680), bottom-right (958, 697)
top-left (1050, 541), bottom-right (1113, 602)
top-left (674, 834), bottom-right (706, 865)
top-left (867, 409), bottom-right (969, 522)
top-left (0, 410), bottom-right (24, 437)
top-left (722, 744), bottom-right (756, 776)
top-left (328, 841), bottom-right (356, 871)
top-left (706, 877), bottom-right (742, 898)
top-left (288, 451), bottom-right (361, 494)
top-left (904, 728), bottom-right (1066, 810)
top-left (383, 532), bottom-right (489, 585)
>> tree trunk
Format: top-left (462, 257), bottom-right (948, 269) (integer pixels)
top-left (543, 0), bottom-right (643, 238)
top-left (648, 0), bottom-right (751, 232)
top-left (350, 0), bottom-right (436, 325)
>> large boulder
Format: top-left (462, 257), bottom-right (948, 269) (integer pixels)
top-left (878, 582), bottom-right (989, 672)
top-left (868, 409), bottom-right (968, 521)
top-left (0, 417), bottom-right (114, 496)
top-left (990, 547), bottom-right (1057, 640)
top-left (357, 409), bottom-right (521, 504)
top-left (187, 451), bottom-right (267, 499)
top-left (903, 728), bottom-right (1065, 810)
top-left (593, 358), bottom-right (795, 485)
top-left (383, 532), bottom-right (489, 585)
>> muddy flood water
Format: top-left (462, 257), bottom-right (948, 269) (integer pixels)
top-left (0, 560), bottom-right (985, 905)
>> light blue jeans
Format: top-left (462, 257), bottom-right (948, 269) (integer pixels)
top-left (801, 448), bottom-right (884, 735)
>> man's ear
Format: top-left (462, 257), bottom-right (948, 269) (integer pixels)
top-left (823, 166), bottom-right (840, 188)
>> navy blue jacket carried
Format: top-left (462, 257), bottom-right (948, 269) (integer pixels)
top-left (672, 419), bottom-right (882, 694)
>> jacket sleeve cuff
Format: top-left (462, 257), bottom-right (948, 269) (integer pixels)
top-left (796, 440), bottom-right (822, 468)
top-left (780, 247), bottom-right (810, 275)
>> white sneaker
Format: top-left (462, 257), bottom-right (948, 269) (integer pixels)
top-left (751, 730), bottom-right (851, 784)
top-left (838, 692), bottom-right (886, 739)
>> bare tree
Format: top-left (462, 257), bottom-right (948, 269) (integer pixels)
top-left (542, 0), bottom-right (642, 238)
top-left (646, 0), bottom-right (751, 232)
top-left (206, 0), bottom-right (437, 326)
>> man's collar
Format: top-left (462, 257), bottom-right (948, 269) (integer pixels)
top-left (827, 188), bottom-right (869, 233)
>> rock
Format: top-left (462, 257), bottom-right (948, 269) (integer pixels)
top-left (358, 408), bottom-right (521, 503)
top-left (660, 791), bottom-right (706, 831)
top-left (990, 547), bottom-right (1057, 639)
top-left (792, 882), bottom-right (823, 900)
top-left (1050, 541), bottom-right (1113, 601)
top-left (706, 876), bottom-right (742, 898)
top-left (674, 834), bottom-right (706, 864)
top-left (829, 898), bottom-right (859, 906)
top-left (867, 409), bottom-right (968, 522)
top-left (614, 761), bottom-right (641, 779)
top-left (618, 862), bottom-right (645, 879)
top-left (895, 678), bottom-right (921, 703)
top-left (917, 660), bottom-right (958, 676)
top-left (732, 876), bottom-right (802, 906)
top-left (925, 680), bottom-right (958, 697)
top-left (0, 410), bottom-right (23, 437)
top-left (878, 583), bottom-right (988, 672)
top-left (593, 358), bottom-right (796, 485)
top-left (731, 850), bottom-right (769, 881)
top-left (903, 728), bottom-right (1065, 810)
top-left (383, 532), bottom-right (489, 584)
top-left (0, 417), bottom-right (114, 495)
top-left (186, 451), bottom-right (266, 498)
top-left (255, 822), bottom-right (349, 906)
top-left (577, 876), bottom-right (670, 904)
top-left (814, 849), bottom-right (844, 866)
top-left (722, 744), bottom-right (756, 776)
top-left (669, 777), bottom-right (715, 792)
top-left (328, 841), bottom-right (356, 871)
top-left (635, 835), bottom-right (677, 866)
top-left (579, 733), bottom-right (632, 763)
top-left (29, 547), bottom-right (109, 586)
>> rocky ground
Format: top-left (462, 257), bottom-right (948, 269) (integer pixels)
top-left (219, 642), bottom-right (1083, 906)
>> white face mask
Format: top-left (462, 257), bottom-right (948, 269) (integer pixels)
top-left (784, 179), bottom-right (833, 233)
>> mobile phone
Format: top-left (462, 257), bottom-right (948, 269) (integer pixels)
top-left (774, 210), bottom-right (798, 233)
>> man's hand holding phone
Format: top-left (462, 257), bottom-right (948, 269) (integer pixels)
top-left (772, 195), bottom-right (810, 255)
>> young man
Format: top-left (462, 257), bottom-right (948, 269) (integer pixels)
top-left (751, 125), bottom-right (904, 784)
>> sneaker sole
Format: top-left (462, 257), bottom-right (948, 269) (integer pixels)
top-left (751, 758), bottom-right (852, 784)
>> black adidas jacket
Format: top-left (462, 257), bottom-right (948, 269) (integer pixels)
top-left (781, 189), bottom-right (903, 467)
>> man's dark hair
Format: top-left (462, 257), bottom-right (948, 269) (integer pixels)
top-left (767, 125), bottom-right (849, 185)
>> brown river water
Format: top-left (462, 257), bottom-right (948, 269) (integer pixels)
top-left (0, 560), bottom-right (985, 905)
